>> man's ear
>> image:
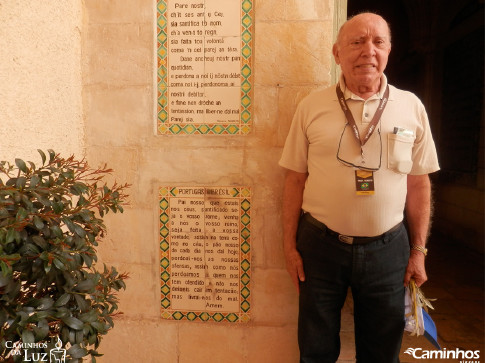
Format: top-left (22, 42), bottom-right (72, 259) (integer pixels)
top-left (332, 43), bottom-right (340, 65)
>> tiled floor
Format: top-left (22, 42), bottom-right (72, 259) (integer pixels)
top-left (336, 232), bottom-right (484, 362)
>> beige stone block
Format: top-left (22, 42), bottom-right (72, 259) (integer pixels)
top-left (276, 86), bottom-right (323, 146)
top-left (84, 0), bottom-right (153, 24)
top-left (243, 147), bottom-right (285, 186)
top-left (0, 1), bottom-right (83, 162)
top-left (256, 0), bottom-right (333, 21)
top-left (84, 86), bottom-right (153, 147)
top-left (246, 326), bottom-right (299, 363)
top-left (96, 208), bottom-right (156, 265)
top-left (137, 146), bottom-right (246, 188)
top-left (252, 86), bottom-right (279, 145)
top-left (255, 21), bottom-right (333, 86)
top-left (86, 144), bottom-right (138, 178)
top-left (111, 262), bottom-right (160, 320)
top-left (246, 181), bottom-right (285, 269)
top-left (84, 23), bottom-right (153, 87)
top-left (236, 147), bottom-right (286, 268)
top-left (251, 268), bottom-right (299, 324)
top-left (179, 324), bottom-right (245, 363)
top-left (255, 0), bottom-right (286, 21)
top-left (98, 318), bottom-right (178, 362)
top-left (248, 206), bottom-right (281, 270)
top-left (285, 0), bottom-right (333, 21)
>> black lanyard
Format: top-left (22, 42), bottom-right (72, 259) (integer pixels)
top-left (335, 84), bottom-right (389, 147)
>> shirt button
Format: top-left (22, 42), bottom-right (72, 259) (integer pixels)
top-left (364, 113), bottom-right (369, 117)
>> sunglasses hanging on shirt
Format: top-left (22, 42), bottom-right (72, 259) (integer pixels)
top-left (335, 84), bottom-right (390, 194)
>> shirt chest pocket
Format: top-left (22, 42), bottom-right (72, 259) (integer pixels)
top-left (387, 134), bottom-right (415, 174)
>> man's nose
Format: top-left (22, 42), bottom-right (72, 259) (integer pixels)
top-left (361, 41), bottom-right (376, 57)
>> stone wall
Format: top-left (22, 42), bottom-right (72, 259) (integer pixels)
top-left (83, 0), bottom-right (337, 361)
top-left (0, 0), bottom-right (83, 162)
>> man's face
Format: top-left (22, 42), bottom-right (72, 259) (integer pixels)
top-left (333, 13), bottom-right (391, 94)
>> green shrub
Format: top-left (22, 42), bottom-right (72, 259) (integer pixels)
top-left (0, 150), bottom-right (129, 362)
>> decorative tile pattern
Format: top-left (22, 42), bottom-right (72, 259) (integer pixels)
top-left (156, 0), bottom-right (253, 135)
top-left (159, 187), bottom-right (251, 322)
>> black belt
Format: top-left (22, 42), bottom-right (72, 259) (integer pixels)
top-left (302, 213), bottom-right (402, 245)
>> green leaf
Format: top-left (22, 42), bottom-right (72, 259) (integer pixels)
top-left (15, 207), bottom-right (28, 221)
top-left (53, 258), bottom-right (66, 270)
top-left (61, 326), bottom-right (70, 342)
top-left (15, 158), bottom-right (27, 173)
top-left (33, 216), bottom-right (44, 229)
top-left (67, 344), bottom-right (88, 359)
top-left (38, 149), bottom-right (47, 165)
top-left (0, 274), bottom-right (11, 288)
top-left (19, 242), bottom-right (40, 255)
top-left (73, 224), bottom-right (87, 238)
top-left (74, 294), bottom-right (91, 312)
top-left (33, 319), bottom-right (49, 340)
top-left (53, 201), bottom-right (65, 214)
top-left (75, 279), bottom-right (95, 292)
top-left (51, 225), bottom-right (63, 238)
top-left (55, 308), bottom-right (71, 319)
top-left (0, 261), bottom-right (11, 277)
top-left (44, 260), bottom-right (52, 274)
top-left (22, 329), bottom-right (35, 344)
top-left (47, 149), bottom-right (56, 163)
top-left (55, 293), bottom-right (71, 307)
top-left (30, 174), bottom-right (40, 188)
top-left (82, 254), bottom-right (93, 268)
top-left (90, 321), bottom-right (107, 333)
top-left (38, 195), bottom-right (51, 207)
top-left (63, 316), bottom-right (84, 330)
top-left (6, 228), bottom-right (15, 243)
top-left (32, 235), bottom-right (47, 249)
top-left (79, 310), bottom-right (97, 323)
top-left (15, 177), bottom-right (27, 190)
top-left (36, 297), bottom-right (54, 310)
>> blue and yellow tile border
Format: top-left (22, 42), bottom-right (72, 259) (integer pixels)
top-left (159, 186), bottom-right (251, 322)
top-left (156, 0), bottom-right (253, 135)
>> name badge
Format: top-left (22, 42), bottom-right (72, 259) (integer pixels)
top-left (355, 170), bottom-right (375, 195)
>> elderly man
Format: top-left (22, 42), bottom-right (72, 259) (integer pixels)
top-left (279, 12), bottom-right (439, 363)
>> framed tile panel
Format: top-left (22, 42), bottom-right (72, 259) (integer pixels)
top-left (157, 0), bottom-right (254, 135)
top-left (159, 186), bottom-right (251, 322)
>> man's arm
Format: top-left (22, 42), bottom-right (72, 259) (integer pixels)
top-left (404, 174), bottom-right (432, 287)
top-left (282, 169), bottom-right (308, 293)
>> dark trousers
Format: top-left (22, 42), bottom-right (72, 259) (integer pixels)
top-left (297, 215), bottom-right (409, 363)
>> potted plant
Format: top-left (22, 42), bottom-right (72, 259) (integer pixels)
top-left (0, 150), bottom-right (129, 362)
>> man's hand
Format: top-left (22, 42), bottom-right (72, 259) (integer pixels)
top-left (285, 246), bottom-right (305, 293)
top-left (282, 169), bottom-right (308, 293)
top-left (404, 250), bottom-right (427, 287)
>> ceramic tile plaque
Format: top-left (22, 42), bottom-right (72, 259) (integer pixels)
top-left (156, 0), bottom-right (253, 135)
top-left (159, 187), bottom-right (250, 322)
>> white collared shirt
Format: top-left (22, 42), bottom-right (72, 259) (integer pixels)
top-left (279, 75), bottom-right (440, 236)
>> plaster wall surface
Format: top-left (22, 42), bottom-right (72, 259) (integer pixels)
top-left (83, 0), bottom-right (337, 361)
top-left (0, 0), bottom-right (84, 163)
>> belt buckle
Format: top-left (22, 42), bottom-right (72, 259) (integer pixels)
top-left (338, 235), bottom-right (354, 244)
